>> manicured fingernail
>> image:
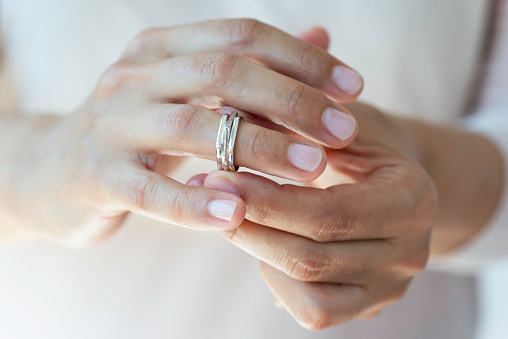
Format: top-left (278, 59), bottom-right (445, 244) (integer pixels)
top-left (288, 144), bottom-right (322, 172)
top-left (188, 179), bottom-right (204, 187)
top-left (207, 199), bottom-right (237, 221)
top-left (322, 108), bottom-right (356, 140)
top-left (332, 66), bottom-right (363, 95)
top-left (206, 178), bottom-right (239, 195)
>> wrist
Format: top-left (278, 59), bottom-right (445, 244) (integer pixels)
top-left (397, 117), bottom-right (504, 255)
top-left (0, 114), bottom-right (62, 241)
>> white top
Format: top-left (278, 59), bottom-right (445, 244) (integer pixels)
top-left (0, 0), bottom-right (507, 338)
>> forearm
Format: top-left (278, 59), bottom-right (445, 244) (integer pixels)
top-left (399, 117), bottom-right (504, 255)
top-left (0, 113), bottom-right (60, 240)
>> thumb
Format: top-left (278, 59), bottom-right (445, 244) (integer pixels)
top-left (295, 26), bottom-right (330, 50)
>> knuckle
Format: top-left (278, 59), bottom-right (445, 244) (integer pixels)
top-left (296, 43), bottom-right (320, 79)
top-left (295, 301), bottom-right (335, 330)
top-left (312, 206), bottom-right (356, 242)
top-left (242, 127), bottom-right (269, 164)
top-left (286, 248), bottom-right (331, 281)
top-left (96, 61), bottom-right (136, 98)
top-left (248, 199), bottom-right (273, 225)
top-left (130, 173), bottom-right (160, 211)
top-left (199, 53), bottom-right (241, 91)
top-left (284, 84), bottom-right (312, 123)
top-left (401, 167), bottom-right (438, 229)
top-left (166, 188), bottom-right (195, 223)
top-left (125, 28), bottom-right (160, 55)
top-left (224, 18), bottom-right (265, 49)
top-left (159, 105), bottom-right (201, 144)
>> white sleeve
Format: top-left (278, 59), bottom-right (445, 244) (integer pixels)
top-left (428, 110), bottom-right (508, 274)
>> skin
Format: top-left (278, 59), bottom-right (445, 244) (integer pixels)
top-left (193, 101), bottom-right (502, 330)
top-left (188, 29), bottom-right (504, 330)
top-left (0, 19), bottom-right (363, 245)
top-left (0, 20), bottom-right (503, 330)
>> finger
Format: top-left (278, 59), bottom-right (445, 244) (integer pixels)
top-left (144, 54), bottom-right (358, 148)
top-left (296, 26), bottom-right (330, 50)
top-left (186, 174), bottom-right (207, 187)
top-left (259, 262), bottom-right (367, 330)
top-left (122, 19), bottom-right (363, 101)
top-left (203, 170), bottom-right (418, 241)
top-left (221, 219), bottom-right (390, 284)
top-left (125, 104), bottom-right (327, 182)
top-left (103, 163), bottom-right (245, 230)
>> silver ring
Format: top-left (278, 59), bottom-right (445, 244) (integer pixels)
top-left (221, 112), bottom-right (235, 170)
top-left (215, 112), bottom-right (243, 171)
top-left (215, 114), bottom-right (228, 170)
top-left (227, 114), bottom-right (242, 171)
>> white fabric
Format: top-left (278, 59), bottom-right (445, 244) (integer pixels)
top-left (0, 0), bottom-right (506, 338)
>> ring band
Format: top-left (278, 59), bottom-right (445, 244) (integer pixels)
top-left (221, 112), bottom-right (235, 170)
top-left (215, 112), bottom-right (243, 171)
top-left (216, 114), bottom-right (228, 170)
top-left (227, 114), bottom-right (242, 171)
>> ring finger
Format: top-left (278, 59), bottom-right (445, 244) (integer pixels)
top-left (126, 103), bottom-right (327, 182)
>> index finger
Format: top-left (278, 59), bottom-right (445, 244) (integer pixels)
top-left (201, 170), bottom-right (424, 242)
top-left (122, 18), bottom-right (363, 102)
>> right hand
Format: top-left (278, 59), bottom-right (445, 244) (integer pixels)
top-left (12, 19), bottom-right (362, 245)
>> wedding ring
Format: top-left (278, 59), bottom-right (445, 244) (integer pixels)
top-left (216, 114), bottom-right (228, 170)
top-left (221, 112), bottom-right (235, 170)
top-left (227, 114), bottom-right (242, 171)
top-left (215, 112), bottom-right (243, 171)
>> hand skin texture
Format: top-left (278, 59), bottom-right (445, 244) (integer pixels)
top-left (0, 19), bottom-right (364, 245)
top-left (187, 27), bottom-right (504, 331)
top-left (194, 100), bottom-right (503, 330)
top-left (194, 101), bottom-right (439, 329)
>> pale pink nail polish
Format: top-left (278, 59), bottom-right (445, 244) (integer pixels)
top-left (332, 66), bottom-right (363, 95)
top-left (207, 200), bottom-right (237, 221)
top-left (322, 108), bottom-right (356, 140)
top-left (288, 144), bottom-right (322, 172)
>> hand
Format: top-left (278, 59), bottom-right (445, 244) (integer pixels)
top-left (7, 19), bottom-right (363, 245)
top-left (195, 102), bottom-right (437, 329)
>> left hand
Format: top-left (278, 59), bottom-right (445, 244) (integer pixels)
top-left (189, 101), bottom-right (438, 329)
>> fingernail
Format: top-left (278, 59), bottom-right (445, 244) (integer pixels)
top-left (288, 144), bottom-right (322, 172)
top-left (206, 178), bottom-right (239, 195)
top-left (188, 179), bottom-right (204, 187)
top-left (332, 66), bottom-right (363, 95)
top-left (322, 108), bottom-right (356, 140)
top-left (207, 200), bottom-right (237, 221)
